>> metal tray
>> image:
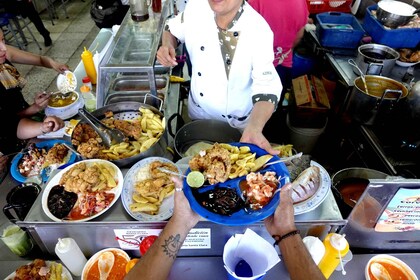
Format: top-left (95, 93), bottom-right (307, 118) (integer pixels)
top-left (110, 76), bottom-right (168, 92)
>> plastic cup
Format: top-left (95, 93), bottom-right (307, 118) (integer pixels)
top-left (0, 221), bottom-right (33, 257)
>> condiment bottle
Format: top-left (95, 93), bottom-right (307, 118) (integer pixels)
top-left (80, 85), bottom-right (96, 112)
top-left (55, 238), bottom-right (87, 276)
top-left (318, 233), bottom-right (349, 279)
top-left (82, 76), bottom-right (92, 91)
top-left (81, 47), bottom-right (97, 85)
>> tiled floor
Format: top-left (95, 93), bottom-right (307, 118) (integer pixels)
top-left (10, 0), bottom-right (100, 103)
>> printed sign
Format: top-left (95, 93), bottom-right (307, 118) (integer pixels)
top-left (375, 188), bottom-right (420, 232)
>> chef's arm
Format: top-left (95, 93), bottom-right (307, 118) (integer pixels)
top-left (241, 101), bottom-right (278, 155)
top-left (293, 27), bottom-right (305, 48)
top-left (17, 116), bottom-right (64, 139)
top-left (125, 177), bottom-right (200, 280)
top-left (156, 31), bottom-right (179, 67)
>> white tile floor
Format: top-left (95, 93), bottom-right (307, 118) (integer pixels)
top-left (9, 0), bottom-right (100, 104)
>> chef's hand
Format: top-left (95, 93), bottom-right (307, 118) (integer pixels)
top-left (241, 127), bottom-right (279, 155)
top-left (50, 59), bottom-right (69, 74)
top-left (157, 45), bottom-right (178, 67)
top-left (40, 116), bottom-right (64, 134)
top-left (265, 183), bottom-right (297, 236)
top-left (171, 176), bottom-right (200, 229)
top-left (33, 91), bottom-right (51, 111)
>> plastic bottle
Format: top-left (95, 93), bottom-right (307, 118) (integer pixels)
top-left (318, 233), bottom-right (349, 279)
top-left (80, 85), bottom-right (96, 112)
top-left (81, 47), bottom-right (97, 85)
top-left (82, 76), bottom-right (92, 91)
top-left (55, 238), bottom-right (87, 276)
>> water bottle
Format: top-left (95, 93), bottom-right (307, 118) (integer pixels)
top-left (81, 47), bottom-right (97, 85)
top-left (55, 238), bottom-right (87, 276)
top-left (318, 233), bottom-right (349, 279)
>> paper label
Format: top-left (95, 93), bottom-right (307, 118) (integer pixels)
top-left (375, 188), bottom-right (420, 232)
top-left (114, 228), bottom-right (211, 250)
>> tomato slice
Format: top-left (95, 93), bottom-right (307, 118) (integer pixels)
top-left (140, 235), bottom-right (158, 256)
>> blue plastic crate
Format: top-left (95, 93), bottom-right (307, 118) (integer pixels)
top-left (363, 5), bottom-right (420, 49)
top-left (316, 12), bottom-right (365, 49)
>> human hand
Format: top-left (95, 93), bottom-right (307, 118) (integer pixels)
top-left (171, 176), bottom-right (200, 229)
top-left (264, 183), bottom-right (297, 236)
top-left (241, 127), bottom-right (279, 155)
top-left (50, 59), bottom-right (69, 74)
top-left (156, 46), bottom-right (178, 67)
top-left (33, 91), bottom-right (51, 111)
top-left (40, 116), bottom-right (64, 134)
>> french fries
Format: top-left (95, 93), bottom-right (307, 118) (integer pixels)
top-left (49, 262), bottom-right (64, 280)
top-left (130, 161), bottom-right (176, 215)
top-left (100, 107), bottom-right (165, 160)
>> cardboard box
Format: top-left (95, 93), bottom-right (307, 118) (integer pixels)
top-left (290, 75), bottom-right (330, 128)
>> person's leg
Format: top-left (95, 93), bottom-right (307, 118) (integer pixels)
top-left (23, 1), bottom-right (52, 46)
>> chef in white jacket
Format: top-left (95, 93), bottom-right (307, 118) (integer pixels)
top-left (157, 0), bottom-right (282, 155)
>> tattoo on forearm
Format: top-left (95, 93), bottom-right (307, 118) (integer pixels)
top-left (162, 234), bottom-right (182, 259)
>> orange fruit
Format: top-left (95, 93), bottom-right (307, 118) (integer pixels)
top-left (125, 258), bottom-right (140, 273)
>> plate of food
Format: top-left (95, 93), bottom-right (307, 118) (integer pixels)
top-left (292, 161), bottom-right (331, 215)
top-left (122, 157), bottom-right (180, 221)
top-left (41, 159), bottom-right (123, 222)
top-left (182, 142), bottom-right (290, 226)
top-left (10, 140), bottom-right (77, 183)
top-left (81, 248), bottom-right (130, 280)
top-left (5, 259), bottom-right (72, 280)
top-left (397, 48), bottom-right (420, 67)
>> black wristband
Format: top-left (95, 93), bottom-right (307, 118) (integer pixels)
top-left (272, 230), bottom-right (300, 246)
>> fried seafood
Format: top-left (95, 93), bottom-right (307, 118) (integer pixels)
top-left (399, 48), bottom-right (420, 63)
top-left (291, 166), bottom-right (321, 204)
top-left (13, 259), bottom-right (65, 280)
top-left (189, 143), bottom-right (231, 184)
top-left (102, 118), bottom-right (141, 140)
top-left (43, 143), bottom-right (69, 167)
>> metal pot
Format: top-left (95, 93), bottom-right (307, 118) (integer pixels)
top-left (331, 167), bottom-right (389, 218)
top-left (345, 75), bottom-right (408, 125)
top-left (168, 119), bottom-right (242, 158)
top-left (377, 0), bottom-right (420, 29)
top-left (353, 44), bottom-right (399, 76)
top-left (70, 101), bottom-right (168, 167)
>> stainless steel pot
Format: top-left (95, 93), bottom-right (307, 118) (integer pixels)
top-left (168, 119), bottom-right (242, 158)
top-left (345, 75), bottom-right (408, 125)
top-left (377, 0), bottom-right (420, 29)
top-left (353, 44), bottom-right (399, 76)
top-left (70, 101), bottom-right (168, 167)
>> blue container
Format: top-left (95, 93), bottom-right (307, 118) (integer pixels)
top-left (316, 12), bottom-right (365, 49)
top-left (292, 51), bottom-right (316, 78)
top-left (363, 5), bottom-right (420, 49)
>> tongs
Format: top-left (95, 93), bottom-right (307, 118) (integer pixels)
top-left (77, 108), bottom-right (126, 148)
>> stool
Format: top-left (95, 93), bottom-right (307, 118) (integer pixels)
top-left (0, 13), bottom-right (42, 51)
top-left (0, 15), bottom-right (25, 50)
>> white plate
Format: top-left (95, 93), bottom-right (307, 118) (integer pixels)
top-left (293, 161), bottom-right (331, 215)
top-left (395, 60), bottom-right (420, 67)
top-left (5, 261), bottom-right (73, 280)
top-left (82, 248), bottom-right (130, 280)
top-left (45, 96), bottom-right (84, 120)
top-left (57, 70), bottom-right (77, 93)
top-left (122, 157), bottom-right (180, 221)
top-left (42, 159), bottom-right (123, 222)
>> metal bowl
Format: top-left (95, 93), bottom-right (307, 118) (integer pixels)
top-left (377, 1), bottom-right (418, 28)
top-left (70, 102), bottom-right (169, 167)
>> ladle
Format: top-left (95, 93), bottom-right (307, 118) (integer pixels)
top-left (77, 107), bottom-right (126, 148)
top-left (348, 59), bottom-right (369, 95)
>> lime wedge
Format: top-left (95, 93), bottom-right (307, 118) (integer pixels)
top-left (187, 171), bottom-right (205, 188)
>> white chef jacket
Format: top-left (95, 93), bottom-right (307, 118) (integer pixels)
top-left (167, 0), bottom-right (282, 129)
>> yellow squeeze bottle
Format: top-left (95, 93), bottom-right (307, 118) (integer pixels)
top-left (318, 233), bottom-right (349, 279)
top-left (81, 47), bottom-right (97, 85)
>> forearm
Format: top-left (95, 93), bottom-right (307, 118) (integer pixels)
top-left (247, 101), bottom-right (274, 132)
top-left (279, 235), bottom-right (326, 280)
top-left (125, 218), bottom-right (192, 280)
top-left (16, 119), bottom-right (44, 139)
top-left (18, 104), bottom-right (40, 118)
top-left (162, 31), bottom-right (178, 49)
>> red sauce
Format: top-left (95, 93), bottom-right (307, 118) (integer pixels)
top-left (240, 180), bottom-right (277, 209)
top-left (336, 178), bottom-right (369, 207)
top-left (368, 260), bottom-right (411, 280)
top-left (86, 251), bottom-right (128, 280)
top-left (68, 193), bottom-right (115, 220)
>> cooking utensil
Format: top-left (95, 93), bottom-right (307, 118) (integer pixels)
top-left (377, 0), bottom-right (420, 28)
top-left (348, 59), bottom-right (369, 95)
top-left (77, 107), bottom-right (126, 148)
top-left (263, 152), bottom-right (303, 168)
top-left (352, 44), bottom-right (399, 77)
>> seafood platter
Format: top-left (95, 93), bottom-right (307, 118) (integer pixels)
top-left (5, 259), bottom-right (72, 280)
top-left (182, 142), bottom-right (290, 226)
top-left (121, 157), bottom-right (180, 221)
top-left (11, 140), bottom-right (77, 183)
top-left (41, 159), bottom-right (123, 222)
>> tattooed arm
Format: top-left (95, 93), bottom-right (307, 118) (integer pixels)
top-left (125, 177), bottom-right (200, 280)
